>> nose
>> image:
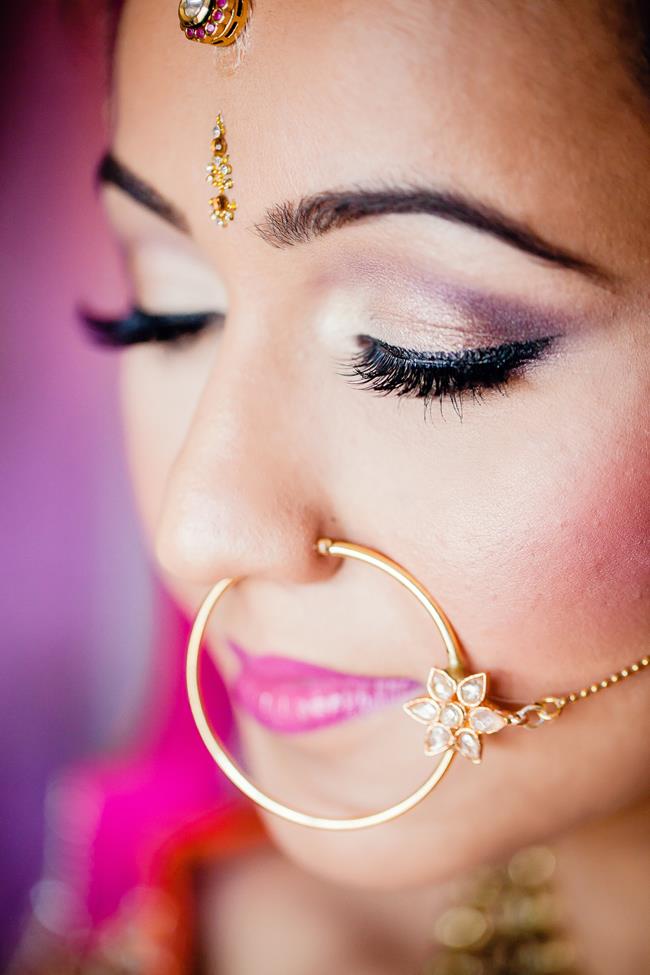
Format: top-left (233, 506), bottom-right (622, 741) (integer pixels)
top-left (153, 324), bottom-right (339, 589)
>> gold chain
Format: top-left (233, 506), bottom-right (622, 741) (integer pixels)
top-left (507, 655), bottom-right (649, 728)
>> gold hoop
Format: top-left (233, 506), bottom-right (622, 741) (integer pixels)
top-left (185, 538), bottom-right (467, 831)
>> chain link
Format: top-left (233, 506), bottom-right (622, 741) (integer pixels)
top-left (508, 655), bottom-right (649, 729)
top-left (561, 654), bottom-right (649, 705)
top-left (508, 698), bottom-right (565, 728)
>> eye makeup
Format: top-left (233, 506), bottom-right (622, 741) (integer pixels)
top-left (355, 281), bottom-right (575, 353)
top-left (79, 300), bottom-right (558, 415)
top-left (318, 250), bottom-right (583, 350)
top-left (78, 306), bottom-right (223, 346)
top-left (339, 333), bottom-right (558, 416)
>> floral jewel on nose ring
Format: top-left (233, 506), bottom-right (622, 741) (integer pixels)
top-left (178, 0), bottom-right (250, 45)
top-left (403, 669), bottom-right (508, 764)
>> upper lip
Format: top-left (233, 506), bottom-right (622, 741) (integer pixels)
top-left (224, 637), bottom-right (423, 733)
top-left (226, 636), bottom-right (417, 683)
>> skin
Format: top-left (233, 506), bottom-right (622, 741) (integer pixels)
top-left (101, 0), bottom-right (650, 969)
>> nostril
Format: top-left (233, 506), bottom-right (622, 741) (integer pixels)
top-left (153, 496), bottom-right (338, 587)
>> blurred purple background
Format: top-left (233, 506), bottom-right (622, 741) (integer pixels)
top-left (0, 7), bottom-right (156, 963)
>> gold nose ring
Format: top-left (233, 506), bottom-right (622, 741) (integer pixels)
top-left (185, 536), bottom-right (649, 831)
top-left (186, 538), bottom-right (464, 831)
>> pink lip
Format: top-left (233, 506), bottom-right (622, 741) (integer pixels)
top-left (226, 638), bottom-right (422, 734)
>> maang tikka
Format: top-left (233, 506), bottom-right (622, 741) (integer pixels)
top-left (177, 6), bottom-right (244, 226)
top-left (178, 0), bottom-right (250, 45)
top-left (185, 538), bottom-right (649, 832)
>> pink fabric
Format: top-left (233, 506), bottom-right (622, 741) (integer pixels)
top-left (39, 593), bottom-right (239, 936)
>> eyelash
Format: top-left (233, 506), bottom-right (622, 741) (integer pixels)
top-left (79, 305), bottom-right (555, 414)
top-left (340, 334), bottom-right (555, 416)
top-left (79, 306), bottom-right (221, 347)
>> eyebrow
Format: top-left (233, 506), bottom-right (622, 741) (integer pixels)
top-left (97, 150), bottom-right (614, 286)
top-left (97, 151), bottom-right (191, 234)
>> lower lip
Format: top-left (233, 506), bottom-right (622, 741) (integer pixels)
top-left (226, 638), bottom-right (422, 734)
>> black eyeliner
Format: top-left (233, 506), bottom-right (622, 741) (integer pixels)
top-left (340, 333), bottom-right (557, 410)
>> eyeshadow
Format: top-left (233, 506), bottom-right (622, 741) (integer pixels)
top-left (432, 283), bottom-right (574, 344)
top-left (317, 254), bottom-right (581, 348)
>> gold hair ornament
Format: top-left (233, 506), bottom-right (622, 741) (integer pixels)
top-left (185, 537), bottom-right (648, 831)
top-left (178, 0), bottom-right (250, 45)
top-left (206, 113), bottom-right (236, 226)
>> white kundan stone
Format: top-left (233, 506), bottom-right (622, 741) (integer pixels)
top-left (469, 707), bottom-right (507, 735)
top-left (457, 674), bottom-right (486, 707)
top-left (425, 724), bottom-right (453, 755)
top-left (404, 699), bottom-right (440, 724)
top-left (439, 703), bottom-right (464, 729)
top-left (181, 0), bottom-right (205, 17)
top-left (428, 668), bottom-right (456, 702)
top-left (456, 729), bottom-right (482, 762)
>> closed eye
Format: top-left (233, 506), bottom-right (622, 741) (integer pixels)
top-left (78, 304), bottom-right (557, 420)
top-left (77, 305), bottom-right (222, 347)
top-left (338, 334), bottom-right (558, 418)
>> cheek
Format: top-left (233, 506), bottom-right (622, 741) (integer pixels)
top-left (472, 378), bottom-right (650, 692)
top-left (332, 359), bottom-right (649, 701)
top-left (470, 429), bottom-right (650, 697)
top-left (118, 354), bottom-right (169, 542)
top-left (514, 444), bottom-right (649, 628)
top-left (118, 345), bottom-right (214, 545)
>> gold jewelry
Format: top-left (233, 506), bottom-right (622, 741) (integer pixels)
top-left (178, 0), bottom-right (250, 45)
top-left (206, 113), bottom-right (237, 226)
top-left (423, 844), bottom-right (578, 974)
top-left (185, 537), bottom-right (648, 832)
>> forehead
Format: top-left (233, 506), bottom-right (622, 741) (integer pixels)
top-left (112, 0), bottom-right (648, 274)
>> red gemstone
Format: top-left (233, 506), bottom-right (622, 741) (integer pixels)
top-left (213, 10), bottom-right (224, 20)
top-left (217, 0), bottom-right (227, 7)
top-left (186, 27), bottom-right (195, 37)
top-left (196, 26), bottom-right (205, 37)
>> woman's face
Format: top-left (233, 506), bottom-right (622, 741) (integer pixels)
top-left (105, 0), bottom-right (650, 888)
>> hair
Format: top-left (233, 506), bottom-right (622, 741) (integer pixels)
top-left (619, 0), bottom-right (650, 94)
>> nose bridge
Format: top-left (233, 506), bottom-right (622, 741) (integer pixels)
top-left (154, 316), bottom-right (332, 586)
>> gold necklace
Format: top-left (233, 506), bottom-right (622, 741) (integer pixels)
top-left (423, 844), bottom-right (579, 975)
